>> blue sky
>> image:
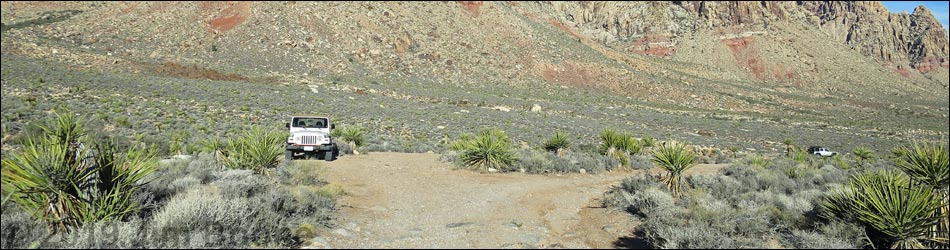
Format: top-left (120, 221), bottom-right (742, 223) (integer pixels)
top-left (881, 1), bottom-right (949, 31)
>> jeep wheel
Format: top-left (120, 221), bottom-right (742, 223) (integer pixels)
top-left (324, 150), bottom-right (334, 161)
top-left (285, 150), bottom-right (294, 161)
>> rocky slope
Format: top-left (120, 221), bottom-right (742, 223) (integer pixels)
top-left (1, 1), bottom-right (947, 127)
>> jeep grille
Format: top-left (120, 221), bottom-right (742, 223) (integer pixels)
top-left (300, 135), bottom-right (325, 145)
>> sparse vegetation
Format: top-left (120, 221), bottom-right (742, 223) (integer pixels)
top-left (606, 154), bottom-right (867, 249)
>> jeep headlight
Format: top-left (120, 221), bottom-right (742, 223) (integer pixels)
top-left (287, 136), bottom-right (296, 144)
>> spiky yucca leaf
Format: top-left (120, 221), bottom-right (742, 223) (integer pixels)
top-left (598, 129), bottom-right (641, 169)
top-left (543, 131), bottom-right (570, 153)
top-left (896, 141), bottom-right (949, 189)
top-left (1, 112), bottom-right (156, 233)
top-left (820, 170), bottom-right (946, 249)
top-left (338, 126), bottom-right (366, 147)
top-left (1, 138), bottom-right (95, 232)
top-left (450, 133), bottom-right (475, 151)
top-left (853, 147), bottom-right (876, 165)
top-left (652, 141), bottom-right (696, 197)
top-left (459, 129), bottom-right (514, 172)
top-left (219, 127), bottom-right (284, 175)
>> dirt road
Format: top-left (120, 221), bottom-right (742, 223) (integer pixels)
top-left (305, 152), bottom-right (725, 249)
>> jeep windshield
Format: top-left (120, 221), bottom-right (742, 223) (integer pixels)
top-left (292, 117), bottom-right (328, 128)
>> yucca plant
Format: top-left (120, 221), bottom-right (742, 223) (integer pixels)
top-left (852, 147), bottom-right (876, 166)
top-left (820, 170), bottom-right (946, 249)
top-left (749, 154), bottom-right (771, 169)
top-left (599, 129), bottom-right (641, 169)
top-left (1, 112), bottom-right (156, 233)
top-left (542, 131), bottom-right (570, 156)
top-left (727, 146), bottom-right (739, 158)
top-left (896, 141), bottom-right (949, 248)
top-left (832, 154), bottom-right (851, 170)
top-left (338, 126), bottom-right (366, 155)
top-left (790, 147), bottom-right (809, 164)
top-left (896, 141), bottom-right (949, 189)
top-left (640, 136), bottom-right (656, 148)
top-left (783, 138), bottom-right (794, 157)
top-left (652, 141), bottom-right (696, 197)
top-left (450, 133), bottom-right (475, 151)
top-left (218, 127), bottom-right (284, 175)
top-left (459, 129), bottom-right (514, 172)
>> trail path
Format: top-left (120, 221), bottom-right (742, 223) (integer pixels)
top-left (305, 152), bottom-right (725, 249)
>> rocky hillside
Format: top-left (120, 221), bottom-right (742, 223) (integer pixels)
top-left (2, 1), bottom-right (947, 127)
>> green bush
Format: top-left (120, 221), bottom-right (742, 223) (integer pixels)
top-left (217, 127), bottom-right (284, 175)
top-left (1, 111), bottom-right (156, 233)
top-left (542, 131), bottom-right (570, 154)
top-left (851, 146), bottom-right (875, 166)
top-left (337, 126), bottom-right (366, 153)
top-left (831, 155), bottom-right (851, 169)
top-left (457, 129), bottom-right (515, 172)
top-left (598, 128), bottom-right (642, 169)
top-left (652, 141), bottom-right (697, 197)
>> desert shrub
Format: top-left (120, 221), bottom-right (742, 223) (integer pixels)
top-left (511, 149), bottom-right (586, 174)
top-left (629, 154), bottom-right (655, 170)
top-left (687, 174), bottom-right (745, 200)
top-left (831, 155), bottom-right (851, 169)
top-left (790, 148), bottom-right (810, 164)
top-left (337, 126), bottom-right (366, 153)
top-left (454, 129), bottom-right (515, 172)
top-left (622, 154), bottom-right (872, 249)
top-left (603, 174), bottom-right (666, 211)
top-left (1, 111), bottom-right (156, 232)
top-left (59, 219), bottom-right (146, 248)
top-left (598, 128), bottom-right (642, 169)
top-left (217, 126), bottom-right (284, 175)
top-left (653, 141), bottom-right (697, 197)
top-left (251, 186), bottom-right (337, 228)
top-left (146, 187), bottom-right (295, 248)
top-left (275, 160), bottom-right (328, 186)
top-left (851, 146), bottom-right (875, 166)
top-left (746, 154), bottom-right (772, 169)
top-left (542, 131), bottom-right (570, 154)
top-left (782, 229), bottom-right (856, 249)
top-left (566, 152), bottom-right (612, 174)
top-left (0, 204), bottom-right (51, 249)
top-left (213, 169), bottom-right (274, 199)
top-left (141, 153), bottom-right (220, 206)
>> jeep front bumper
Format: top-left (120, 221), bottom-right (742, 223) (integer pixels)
top-left (286, 144), bottom-right (337, 151)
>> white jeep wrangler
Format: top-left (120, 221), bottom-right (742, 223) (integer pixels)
top-left (807, 146), bottom-right (837, 157)
top-left (285, 116), bottom-right (339, 161)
